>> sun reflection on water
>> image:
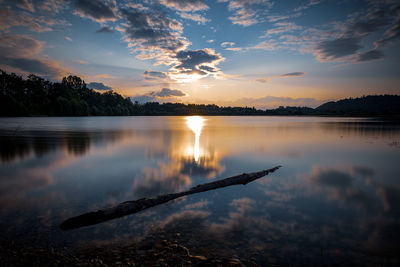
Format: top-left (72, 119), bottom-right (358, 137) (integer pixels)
top-left (186, 116), bottom-right (205, 162)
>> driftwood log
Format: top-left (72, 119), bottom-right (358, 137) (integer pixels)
top-left (60, 166), bottom-right (281, 230)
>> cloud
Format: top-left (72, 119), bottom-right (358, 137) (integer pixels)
top-left (306, 166), bottom-right (379, 210)
top-left (0, 33), bottom-right (67, 79)
top-left (184, 200), bottom-right (210, 210)
top-left (170, 48), bottom-right (225, 80)
top-left (121, 8), bottom-right (189, 65)
top-left (218, 0), bottom-right (273, 26)
top-left (131, 94), bottom-right (156, 103)
top-left (255, 3), bottom-right (399, 64)
top-left (263, 22), bottom-right (302, 36)
top-left (308, 4), bottom-right (399, 63)
top-left (94, 74), bottom-right (113, 78)
top-left (74, 60), bottom-right (89, 64)
top-left (230, 198), bottom-right (254, 214)
top-left (142, 70), bottom-right (168, 80)
top-left (132, 88), bottom-right (187, 103)
top-left (221, 42), bottom-right (235, 47)
top-left (87, 82), bottom-right (112, 90)
top-left (267, 13), bottom-right (301, 22)
top-left (65, 36), bottom-right (72, 41)
top-left (1, 57), bottom-right (65, 79)
top-left (11, 0), bottom-right (35, 12)
top-left (354, 49), bottom-right (385, 62)
top-left (178, 12), bottom-right (209, 24)
top-left (74, 0), bottom-right (117, 22)
top-left (159, 0), bottom-right (208, 12)
top-left (294, 0), bottom-right (321, 12)
top-left (255, 71), bottom-right (305, 83)
top-left (250, 40), bottom-right (277, 50)
top-left (118, 7), bottom-right (224, 81)
top-left (0, 8), bottom-right (69, 32)
top-left (221, 42), bottom-right (242, 51)
top-left (314, 37), bottom-right (362, 62)
top-left (96, 26), bottom-right (113, 33)
top-left (375, 8), bottom-right (400, 47)
top-left (309, 168), bottom-right (352, 188)
top-left (225, 47), bottom-right (242, 51)
top-left (0, 33), bottom-right (42, 57)
top-left (280, 72), bottom-right (305, 77)
top-left (38, 0), bottom-right (69, 13)
top-left (178, 154), bottom-right (225, 178)
top-left (149, 88), bottom-right (186, 97)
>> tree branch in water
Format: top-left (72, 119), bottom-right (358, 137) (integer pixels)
top-left (60, 166), bottom-right (281, 230)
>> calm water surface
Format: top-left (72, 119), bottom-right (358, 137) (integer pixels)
top-left (0, 116), bottom-right (399, 265)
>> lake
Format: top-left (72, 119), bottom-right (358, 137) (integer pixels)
top-left (0, 116), bottom-right (399, 265)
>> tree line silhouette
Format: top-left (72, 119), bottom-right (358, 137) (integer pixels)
top-left (0, 70), bottom-right (135, 116)
top-left (1, 70), bottom-right (399, 116)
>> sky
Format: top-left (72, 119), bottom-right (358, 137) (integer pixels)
top-left (0, 0), bottom-right (399, 108)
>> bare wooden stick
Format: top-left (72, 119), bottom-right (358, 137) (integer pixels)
top-left (60, 166), bottom-right (281, 230)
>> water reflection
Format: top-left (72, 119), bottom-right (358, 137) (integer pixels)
top-left (186, 116), bottom-right (205, 162)
top-left (0, 116), bottom-right (399, 265)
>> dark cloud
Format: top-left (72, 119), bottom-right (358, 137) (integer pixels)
top-left (345, 5), bottom-right (399, 36)
top-left (280, 72), bottom-right (305, 77)
top-left (131, 94), bottom-right (156, 104)
top-left (198, 65), bottom-right (217, 72)
top-left (159, 0), bottom-right (208, 12)
top-left (132, 88), bottom-right (187, 103)
top-left (142, 70), bottom-right (168, 80)
top-left (150, 88), bottom-right (186, 97)
top-left (355, 49), bottom-right (384, 62)
top-left (170, 49), bottom-right (224, 79)
top-left (376, 8), bottom-right (400, 47)
top-left (307, 166), bottom-right (379, 210)
top-left (74, 0), bottom-right (117, 22)
top-left (309, 168), bottom-right (352, 188)
top-left (255, 72), bottom-right (305, 85)
top-left (315, 37), bottom-right (362, 61)
top-left (307, 4), bottom-right (400, 63)
top-left (119, 7), bottom-right (223, 80)
top-left (87, 82), bottom-right (112, 90)
top-left (0, 33), bottom-right (42, 56)
top-left (0, 33), bottom-right (66, 78)
top-left (175, 49), bottom-right (220, 70)
top-left (121, 8), bottom-right (189, 64)
top-left (178, 155), bottom-right (224, 178)
top-left (96, 26), bottom-right (113, 33)
top-left (352, 166), bottom-right (375, 177)
top-left (0, 57), bottom-right (64, 78)
top-left (347, 20), bottom-right (388, 35)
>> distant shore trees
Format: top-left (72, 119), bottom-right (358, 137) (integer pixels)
top-left (1, 70), bottom-right (399, 117)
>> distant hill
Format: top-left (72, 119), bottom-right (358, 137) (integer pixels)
top-left (315, 95), bottom-right (400, 116)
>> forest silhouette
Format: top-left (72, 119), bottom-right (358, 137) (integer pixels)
top-left (1, 70), bottom-right (399, 117)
